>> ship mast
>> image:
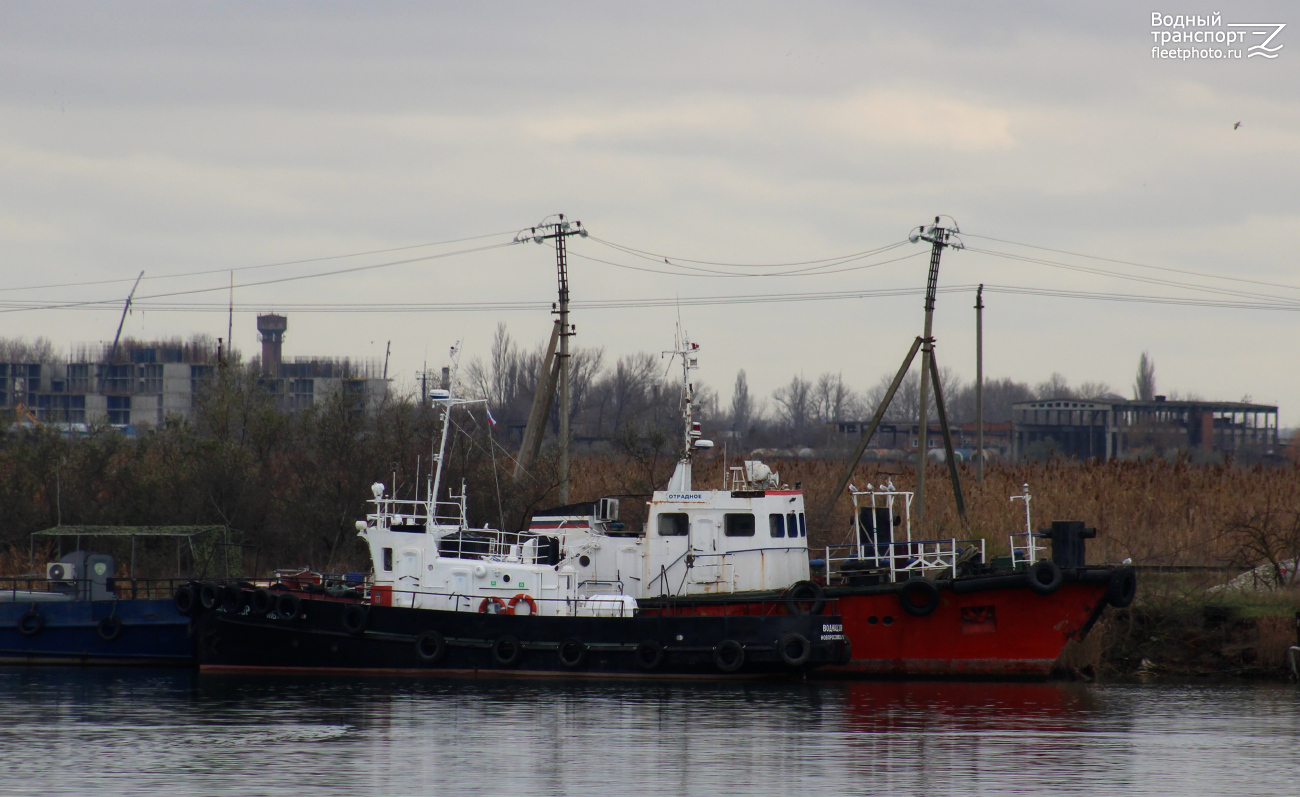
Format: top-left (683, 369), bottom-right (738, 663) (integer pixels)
top-left (663, 332), bottom-right (711, 492)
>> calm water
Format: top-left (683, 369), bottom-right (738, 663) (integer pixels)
top-left (1, 669), bottom-right (1297, 796)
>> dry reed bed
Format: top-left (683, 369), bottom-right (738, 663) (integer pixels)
top-left (569, 455), bottom-right (1300, 567)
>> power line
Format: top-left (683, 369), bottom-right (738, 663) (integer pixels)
top-left (980, 284), bottom-right (1300, 311)
top-left (0, 241), bottom-right (519, 315)
top-left (565, 243), bottom-right (926, 278)
top-left (15, 283), bottom-right (1300, 314)
top-left (964, 232), bottom-right (1300, 294)
top-left (0, 228), bottom-right (523, 295)
top-left (587, 234), bottom-right (910, 270)
top-left (965, 246), bottom-right (1299, 306)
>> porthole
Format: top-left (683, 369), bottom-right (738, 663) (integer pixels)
top-left (868, 616), bottom-right (879, 625)
top-left (882, 616), bottom-right (895, 625)
top-left (578, 555), bottom-right (591, 568)
top-left (502, 574), bottom-right (511, 583)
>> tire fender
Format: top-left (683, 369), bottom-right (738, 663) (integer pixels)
top-left (783, 580), bottom-right (827, 616)
top-left (1028, 560), bottom-right (1064, 596)
top-left (276, 591), bottom-right (303, 620)
top-left (97, 615), bottom-right (123, 642)
top-left (341, 603), bottom-right (369, 635)
top-left (492, 634), bottom-right (525, 667)
top-left (713, 639), bottom-right (746, 672)
top-left (415, 630), bottom-right (447, 664)
top-left (634, 639), bottom-right (664, 670)
top-left (1106, 567), bottom-right (1137, 608)
top-left (777, 632), bottom-right (811, 668)
top-left (557, 637), bottom-right (587, 668)
top-left (898, 577), bottom-right (941, 617)
top-left (18, 608), bottom-right (44, 637)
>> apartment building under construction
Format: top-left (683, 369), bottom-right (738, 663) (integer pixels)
top-left (0, 314), bottom-right (387, 428)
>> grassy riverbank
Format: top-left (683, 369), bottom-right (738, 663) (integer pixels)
top-left (1055, 578), bottom-right (1300, 680)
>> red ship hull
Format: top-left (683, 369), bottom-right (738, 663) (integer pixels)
top-left (824, 581), bottom-right (1108, 678)
top-left (641, 569), bottom-right (1128, 679)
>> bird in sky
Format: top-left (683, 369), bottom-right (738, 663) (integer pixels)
top-left (1234, 121), bottom-right (1242, 129)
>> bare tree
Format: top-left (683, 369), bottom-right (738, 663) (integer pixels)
top-left (812, 372), bottom-right (860, 423)
top-left (864, 370), bottom-right (917, 422)
top-left (772, 374), bottom-right (814, 440)
top-left (1134, 352), bottom-right (1157, 401)
top-left (730, 369), bottom-right (753, 436)
top-left (1221, 503), bottom-right (1300, 589)
top-left (1075, 381), bottom-right (1114, 400)
top-left (1035, 372), bottom-right (1073, 399)
top-left (589, 352), bottom-right (659, 436)
top-left (0, 337), bottom-right (60, 364)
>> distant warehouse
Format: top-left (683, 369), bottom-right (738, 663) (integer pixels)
top-left (1010, 396), bottom-right (1280, 462)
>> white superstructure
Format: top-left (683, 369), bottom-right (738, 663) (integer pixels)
top-left (357, 337), bottom-right (811, 617)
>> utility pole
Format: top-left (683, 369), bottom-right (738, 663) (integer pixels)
top-left (975, 284), bottom-right (985, 483)
top-left (517, 215), bottom-right (587, 503)
top-left (820, 217), bottom-right (967, 531)
top-left (912, 217), bottom-right (960, 532)
top-left (227, 271), bottom-right (234, 357)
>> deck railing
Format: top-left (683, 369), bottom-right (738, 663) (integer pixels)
top-left (822, 537), bottom-right (986, 584)
top-left (0, 576), bottom-right (196, 602)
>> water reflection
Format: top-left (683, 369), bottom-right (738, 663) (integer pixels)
top-left (1, 668), bottom-right (1296, 796)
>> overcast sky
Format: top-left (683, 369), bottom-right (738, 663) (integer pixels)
top-left (2, 2), bottom-right (1297, 422)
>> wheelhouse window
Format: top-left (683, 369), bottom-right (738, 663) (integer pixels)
top-left (725, 513), bottom-right (755, 537)
top-left (768, 514), bottom-right (785, 538)
top-left (788, 512), bottom-right (806, 537)
top-left (799, 512), bottom-right (807, 537)
top-left (382, 547), bottom-right (394, 571)
top-left (658, 513), bottom-right (689, 536)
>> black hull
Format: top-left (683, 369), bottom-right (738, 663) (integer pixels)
top-left (193, 592), bottom-right (849, 678)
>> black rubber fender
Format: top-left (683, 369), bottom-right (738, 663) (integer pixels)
top-left (198, 582), bottom-right (221, 611)
top-left (713, 639), bottom-right (746, 672)
top-left (172, 584), bottom-right (197, 616)
top-left (783, 580), bottom-right (827, 616)
top-left (952, 573), bottom-right (1030, 595)
top-left (557, 637), bottom-right (587, 669)
top-left (492, 634), bottom-right (525, 667)
top-left (275, 591), bottom-right (303, 620)
top-left (1075, 568), bottom-right (1115, 586)
top-left (835, 636), bottom-right (854, 666)
top-left (634, 639), bottom-right (664, 670)
top-left (18, 608), bottom-right (44, 637)
top-left (898, 577), bottom-right (941, 617)
top-left (219, 584), bottom-right (245, 613)
top-left (249, 588), bottom-right (275, 616)
top-left (1106, 567), bottom-right (1137, 608)
top-left (415, 630), bottom-right (447, 663)
top-left (777, 633), bottom-right (811, 668)
top-left (96, 615), bottom-right (123, 642)
top-left (341, 604), bottom-right (369, 635)
top-left (1028, 560), bottom-right (1064, 596)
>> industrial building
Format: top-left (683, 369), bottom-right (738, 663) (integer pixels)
top-left (1010, 396), bottom-right (1280, 462)
top-left (0, 315), bottom-right (387, 428)
top-left (828, 420), bottom-right (1013, 457)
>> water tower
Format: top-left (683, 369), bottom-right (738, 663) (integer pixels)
top-left (257, 314), bottom-right (287, 376)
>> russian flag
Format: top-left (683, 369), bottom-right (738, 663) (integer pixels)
top-left (485, 406), bottom-right (498, 428)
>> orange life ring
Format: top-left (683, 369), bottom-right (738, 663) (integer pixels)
top-left (506, 593), bottom-right (538, 616)
top-left (478, 596), bottom-right (506, 614)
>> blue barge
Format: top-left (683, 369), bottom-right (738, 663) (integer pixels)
top-left (1, 551), bottom-right (193, 666)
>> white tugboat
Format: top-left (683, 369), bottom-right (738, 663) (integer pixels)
top-left (188, 340), bottom-right (849, 677)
